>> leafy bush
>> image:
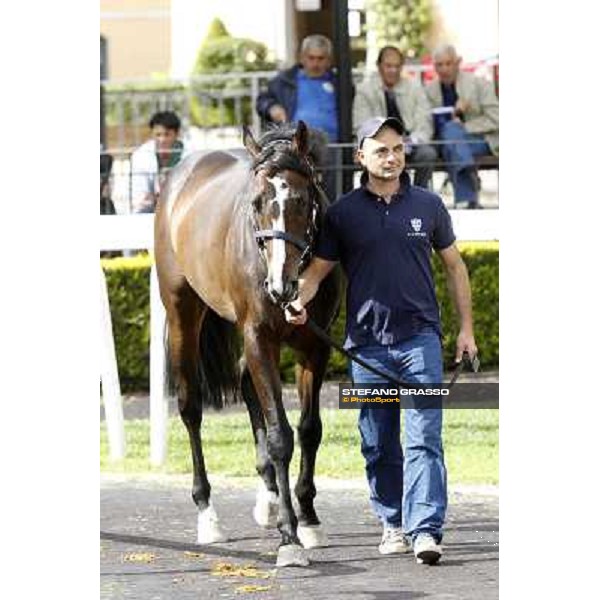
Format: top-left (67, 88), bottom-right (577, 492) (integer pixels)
top-left (189, 18), bottom-right (275, 127)
top-left (101, 242), bottom-right (498, 391)
top-left (367, 0), bottom-right (434, 59)
top-left (433, 242), bottom-right (499, 368)
top-left (104, 81), bottom-right (187, 128)
top-left (102, 254), bottom-right (152, 390)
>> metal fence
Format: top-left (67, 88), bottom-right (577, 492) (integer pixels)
top-left (102, 61), bottom-right (499, 150)
top-left (103, 71), bottom-right (277, 149)
top-left (102, 61), bottom-right (499, 211)
top-left (102, 144), bottom-right (498, 216)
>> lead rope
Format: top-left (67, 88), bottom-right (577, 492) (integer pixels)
top-left (283, 304), bottom-right (475, 390)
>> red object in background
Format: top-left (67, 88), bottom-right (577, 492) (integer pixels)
top-left (419, 55), bottom-right (499, 96)
top-left (420, 55), bottom-right (435, 83)
top-left (493, 63), bottom-right (499, 96)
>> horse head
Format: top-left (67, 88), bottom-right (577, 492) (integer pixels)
top-left (243, 121), bottom-right (320, 306)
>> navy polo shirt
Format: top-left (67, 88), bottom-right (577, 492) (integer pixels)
top-left (315, 171), bottom-right (455, 348)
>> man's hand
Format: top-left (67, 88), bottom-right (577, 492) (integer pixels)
top-left (269, 105), bottom-right (287, 123)
top-left (455, 98), bottom-right (471, 114)
top-left (455, 329), bottom-right (478, 364)
top-left (283, 257), bottom-right (337, 326)
top-left (284, 300), bottom-right (307, 325)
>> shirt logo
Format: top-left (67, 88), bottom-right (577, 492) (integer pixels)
top-left (410, 218), bottom-right (422, 232)
top-left (408, 217), bottom-right (427, 238)
top-left (322, 82), bottom-right (334, 94)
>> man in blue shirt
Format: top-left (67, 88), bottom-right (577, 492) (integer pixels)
top-left (285, 117), bottom-right (478, 565)
top-left (256, 35), bottom-right (339, 198)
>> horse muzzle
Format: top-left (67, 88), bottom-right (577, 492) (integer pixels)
top-left (264, 279), bottom-right (299, 306)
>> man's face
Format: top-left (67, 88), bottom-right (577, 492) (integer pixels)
top-left (152, 125), bottom-right (178, 153)
top-left (378, 50), bottom-right (403, 88)
top-left (357, 127), bottom-right (405, 181)
top-left (433, 51), bottom-right (461, 85)
top-left (300, 48), bottom-right (331, 78)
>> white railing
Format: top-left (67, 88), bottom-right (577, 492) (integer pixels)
top-left (99, 211), bottom-right (499, 464)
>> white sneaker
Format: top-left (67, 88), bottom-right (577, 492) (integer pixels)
top-left (413, 533), bottom-right (442, 565)
top-left (378, 526), bottom-right (410, 555)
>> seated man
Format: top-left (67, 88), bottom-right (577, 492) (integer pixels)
top-left (130, 111), bottom-right (185, 214)
top-left (256, 34), bottom-right (339, 199)
top-left (100, 153), bottom-right (121, 258)
top-left (425, 44), bottom-right (499, 208)
top-left (353, 45), bottom-right (437, 189)
top-left (100, 153), bottom-right (116, 215)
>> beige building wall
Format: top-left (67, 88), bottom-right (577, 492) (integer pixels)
top-left (170, 0), bottom-right (296, 79)
top-left (430, 0), bottom-right (499, 61)
top-left (100, 0), bottom-right (171, 81)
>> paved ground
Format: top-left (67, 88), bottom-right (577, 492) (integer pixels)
top-left (101, 475), bottom-right (498, 600)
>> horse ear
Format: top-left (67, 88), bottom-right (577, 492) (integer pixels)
top-left (292, 120), bottom-right (309, 157)
top-left (243, 126), bottom-right (261, 158)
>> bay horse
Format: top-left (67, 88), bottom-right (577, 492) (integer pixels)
top-left (154, 121), bottom-right (342, 567)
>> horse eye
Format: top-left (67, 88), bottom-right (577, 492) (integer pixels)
top-left (252, 196), bottom-right (263, 211)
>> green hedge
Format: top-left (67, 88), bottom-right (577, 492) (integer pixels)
top-left (101, 242), bottom-right (498, 390)
top-left (434, 242), bottom-right (499, 368)
top-left (102, 255), bottom-right (152, 389)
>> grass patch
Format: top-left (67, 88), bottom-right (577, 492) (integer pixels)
top-left (101, 408), bottom-right (498, 485)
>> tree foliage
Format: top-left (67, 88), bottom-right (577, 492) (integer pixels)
top-left (192, 18), bottom-right (274, 77)
top-left (203, 17), bottom-right (230, 41)
top-left (366, 0), bottom-right (434, 59)
top-left (188, 18), bottom-right (276, 126)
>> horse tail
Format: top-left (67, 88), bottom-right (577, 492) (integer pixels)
top-left (163, 309), bottom-right (241, 410)
top-left (197, 309), bottom-right (241, 409)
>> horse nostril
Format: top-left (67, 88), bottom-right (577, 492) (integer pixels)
top-left (283, 281), bottom-right (298, 301)
top-left (290, 281), bottom-right (298, 299)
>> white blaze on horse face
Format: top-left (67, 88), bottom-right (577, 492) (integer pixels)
top-left (267, 175), bottom-right (289, 295)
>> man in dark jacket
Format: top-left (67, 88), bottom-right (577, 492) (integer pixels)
top-left (256, 34), bottom-right (339, 198)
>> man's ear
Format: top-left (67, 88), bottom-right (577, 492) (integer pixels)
top-left (242, 126), bottom-right (261, 158)
top-left (355, 148), bottom-right (365, 167)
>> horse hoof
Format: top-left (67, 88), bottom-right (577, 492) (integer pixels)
top-left (297, 524), bottom-right (328, 549)
top-left (253, 483), bottom-right (278, 529)
top-left (197, 505), bottom-right (227, 544)
top-left (276, 543), bottom-right (310, 567)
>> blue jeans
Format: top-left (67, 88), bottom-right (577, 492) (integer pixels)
top-left (438, 120), bottom-right (491, 204)
top-left (350, 333), bottom-right (447, 543)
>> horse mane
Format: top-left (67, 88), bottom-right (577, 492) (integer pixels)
top-left (252, 123), bottom-right (327, 175)
top-left (258, 123), bottom-right (328, 166)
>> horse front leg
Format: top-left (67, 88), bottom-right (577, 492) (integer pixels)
top-left (240, 357), bottom-right (279, 529)
top-left (165, 292), bottom-right (225, 545)
top-left (243, 326), bottom-right (308, 567)
top-left (294, 340), bottom-right (330, 549)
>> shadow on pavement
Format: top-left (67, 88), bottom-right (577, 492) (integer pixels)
top-left (100, 530), bottom-right (369, 577)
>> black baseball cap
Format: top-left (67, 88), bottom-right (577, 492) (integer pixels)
top-left (356, 116), bottom-right (405, 148)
